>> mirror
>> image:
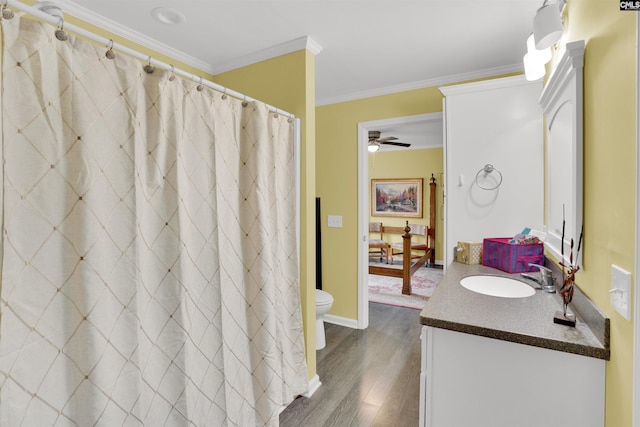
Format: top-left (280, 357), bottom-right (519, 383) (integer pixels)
top-left (539, 40), bottom-right (585, 267)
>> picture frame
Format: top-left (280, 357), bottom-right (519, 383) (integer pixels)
top-left (371, 178), bottom-right (423, 218)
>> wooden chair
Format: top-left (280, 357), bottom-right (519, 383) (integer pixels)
top-left (368, 222), bottom-right (389, 263)
top-left (390, 223), bottom-right (433, 264)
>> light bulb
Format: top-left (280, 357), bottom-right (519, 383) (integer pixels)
top-left (523, 53), bottom-right (545, 81)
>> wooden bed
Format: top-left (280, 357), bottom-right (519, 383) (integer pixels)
top-left (368, 175), bottom-right (437, 295)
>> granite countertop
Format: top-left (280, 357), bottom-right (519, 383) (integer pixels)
top-left (420, 262), bottom-right (610, 360)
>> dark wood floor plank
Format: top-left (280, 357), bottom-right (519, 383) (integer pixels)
top-left (280, 302), bottom-right (422, 427)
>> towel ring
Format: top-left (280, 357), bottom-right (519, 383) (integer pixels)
top-left (475, 164), bottom-right (502, 190)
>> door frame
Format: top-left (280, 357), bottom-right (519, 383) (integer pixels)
top-left (357, 113), bottom-right (443, 329)
top-left (633, 11), bottom-right (639, 427)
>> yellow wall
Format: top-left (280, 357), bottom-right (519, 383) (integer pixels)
top-left (215, 51), bottom-right (318, 379)
top-left (368, 148), bottom-right (444, 259)
top-left (552, 2), bottom-right (636, 426)
top-left (316, 88), bottom-right (444, 319)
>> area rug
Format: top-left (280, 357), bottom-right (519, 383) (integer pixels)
top-left (368, 261), bottom-right (443, 310)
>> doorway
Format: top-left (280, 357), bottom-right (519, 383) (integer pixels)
top-left (357, 113), bottom-right (443, 329)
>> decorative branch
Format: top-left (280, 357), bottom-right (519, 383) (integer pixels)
top-left (554, 204), bottom-right (584, 326)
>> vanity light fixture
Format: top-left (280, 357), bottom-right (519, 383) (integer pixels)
top-left (533, 0), bottom-right (564, 50)
top-left (368, 141), bottom-right (380, 152)
top-left (525, 1), bottom-right (564, 81)
top-left (151, 7), bottom-right (186, 25)
top-left (527, 33), bottom-right (551, 65)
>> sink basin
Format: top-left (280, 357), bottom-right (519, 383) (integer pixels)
top-left (460, 275), bottom-right (535, 298)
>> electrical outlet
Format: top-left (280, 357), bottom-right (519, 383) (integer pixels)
top-left (327, 215), bottom-right (342, 228)
top-left (610, 264), bottom-right (632, 320)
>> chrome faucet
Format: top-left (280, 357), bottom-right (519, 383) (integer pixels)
top-left (521, 263), bottom-right (556, 293)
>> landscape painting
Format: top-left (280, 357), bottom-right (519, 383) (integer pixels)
top-left (371, 178), bottom-right (423, 218)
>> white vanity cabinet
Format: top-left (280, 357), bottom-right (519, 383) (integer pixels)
top-left (419, 325), bottom-right (605, 427)
top-left (419, 262), bottom-right (608, 427)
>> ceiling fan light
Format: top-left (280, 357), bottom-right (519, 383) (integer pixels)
top-left (527, 33), bottom-right (551, 65)
top-left (533, 3), bottom-right (563, 50)
top-left (523, 53), bottom-right (545, 81)
top-left (368, 142), bottom-right (380, 152)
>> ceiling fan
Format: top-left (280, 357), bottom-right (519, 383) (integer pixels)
top-left (368, 130), bottom-right (411, 152)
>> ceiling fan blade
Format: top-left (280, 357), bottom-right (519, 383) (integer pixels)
top-left (381, 141), bottom-right (411, 147)
top-left (377, 136), bottom-right (398, 142)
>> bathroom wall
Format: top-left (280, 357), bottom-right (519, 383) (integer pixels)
top-left (441, 76), bottom-right (544, 267)
top-left (556, 1), bottom-right (636, 426)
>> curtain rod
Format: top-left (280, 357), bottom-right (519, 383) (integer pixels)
top-left (4, 0), bottom-right (295, 119)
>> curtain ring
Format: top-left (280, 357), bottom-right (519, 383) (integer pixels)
top-left (168, 65), bottom-right (176, 81)
top-left (54, 17), bottom-right (68, 41)
top-left (241, 96), bottom-right (248, 107)
top-left (143, 56), bottom-right (155, 74)
top-left (1, 1), bottom-right (14, 20)
top-left (288, 113), bottom-right (294, 123)
top-left (196, 77), bottom-right (204, 92)
top-left (221, 88), bottom-right (227, 100)
top-left (105, 39), bottom-right (116, 59)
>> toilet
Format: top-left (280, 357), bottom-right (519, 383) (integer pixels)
top-left (315, 289), bottom-right (334, 350)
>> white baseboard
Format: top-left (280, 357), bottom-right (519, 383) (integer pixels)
top-left (302, 374), bottom-right (322, 398)
top-left (323, 314), bottom-right (358, 329)
top-left (281, 374), bottom-right (322, 414)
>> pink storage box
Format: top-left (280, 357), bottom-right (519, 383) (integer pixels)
top-left (481, 237), bottom-right (544, 273)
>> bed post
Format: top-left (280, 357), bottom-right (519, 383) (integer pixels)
top-left (402, 221), bottom-right (412, 295)
top-left (429, 174), bottom-right (437, 265)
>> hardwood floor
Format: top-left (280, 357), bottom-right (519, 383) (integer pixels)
top-left (280, 302), bottom-right (422, 427)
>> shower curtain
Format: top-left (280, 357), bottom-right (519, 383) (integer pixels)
top-left (0, 16), bottom-right (307, 426)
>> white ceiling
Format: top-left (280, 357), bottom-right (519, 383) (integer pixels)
top-left (43, 0), bottom-right (545, 149)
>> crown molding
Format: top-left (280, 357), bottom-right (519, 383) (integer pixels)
top-left (40, 2), bottom-right (530, 110)
top-left (211, 36), bottom-right (323, 75)
top-left (316, 63), bottom-right (524, 106)
top-left (439, 74), bottom-right (538, 97)
top-left (305, 37), bottom-right (324, 56)
top-left (52, 0), bottom-right (214, 73)
top-left (50, 1), bottom-right (323, 76)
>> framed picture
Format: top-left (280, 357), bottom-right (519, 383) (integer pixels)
top-left (371, 178), bottom-right (423, 218)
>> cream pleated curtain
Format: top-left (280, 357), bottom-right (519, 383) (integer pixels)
top-left (0, 16), bottom-right (307, 426)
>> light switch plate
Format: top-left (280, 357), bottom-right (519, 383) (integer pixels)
top-left (327, 215), bottom-right (342, 228)
top-left (611, 264), bottom-right (632, 320)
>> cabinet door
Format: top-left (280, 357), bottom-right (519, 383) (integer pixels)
top-left (422, 326), bottom-right (605, 427)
